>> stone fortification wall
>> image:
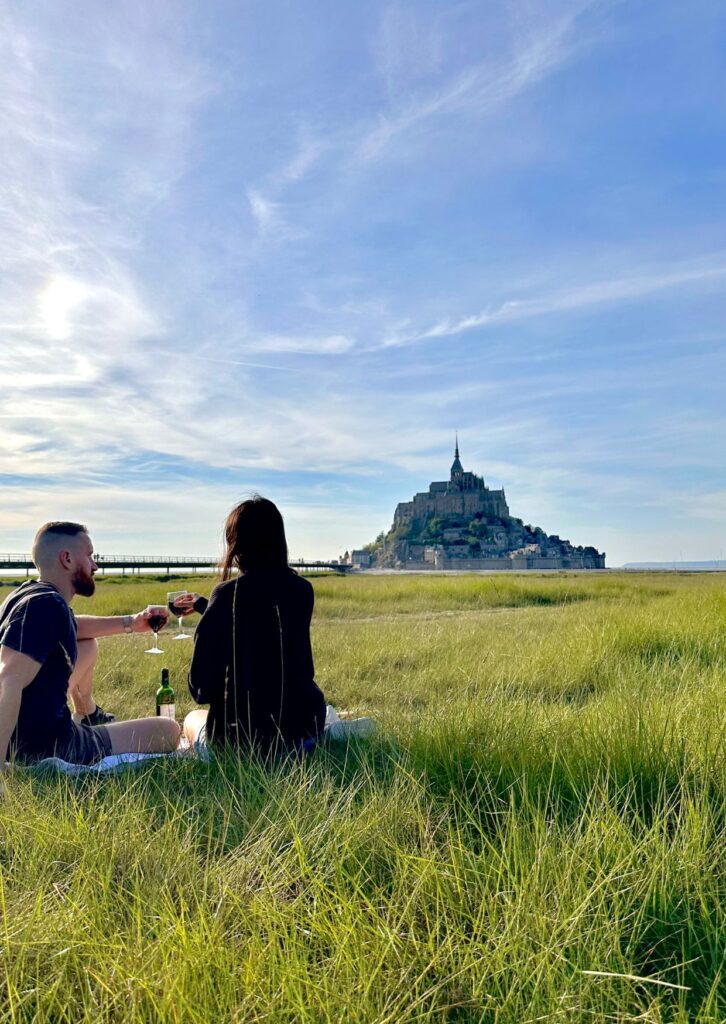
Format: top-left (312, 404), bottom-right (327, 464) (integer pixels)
top-left (396, 556), bottom-right (605, 571)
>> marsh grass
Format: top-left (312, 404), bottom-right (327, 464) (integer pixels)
top-left (1, 572), bottom-right (724, 1022)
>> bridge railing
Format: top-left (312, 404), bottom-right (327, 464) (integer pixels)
top-left (0, 554), bottom-right (347, 573)
top-left (0, 554), bottom-right (218, 568)
top-left (96, 556), bottom-right (217, 565)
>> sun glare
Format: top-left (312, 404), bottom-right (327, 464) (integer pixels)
top-left (38, 275), bottom-right (89, 340)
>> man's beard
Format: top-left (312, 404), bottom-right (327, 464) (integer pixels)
top-left (72, 569), bottom-right (96, 597)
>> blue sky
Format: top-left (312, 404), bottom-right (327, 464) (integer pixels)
top-left (1, 0), bottom-right (724, 565)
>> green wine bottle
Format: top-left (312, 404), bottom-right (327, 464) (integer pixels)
top-left (156, 668), bottom-right (176, 720)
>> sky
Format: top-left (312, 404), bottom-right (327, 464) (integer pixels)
top-left (1, 0), bottom-right (725, 566)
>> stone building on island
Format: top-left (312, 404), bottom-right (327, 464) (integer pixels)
top-left (350, 440), bottom-right (605, 570)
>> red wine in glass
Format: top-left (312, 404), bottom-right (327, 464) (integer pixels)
top-left (145, 613), bottom-right (165, 654)
top-left (167, 590), bottom-right (191, 640)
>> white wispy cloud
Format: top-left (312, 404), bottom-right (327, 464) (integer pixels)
top-left (240, 333), bottom-right (355, 355)
top-left (682, 490), bottom-right (726, 523)
top-left (375, 2), bottom-right (445, 100)
top-left (358, 2), bottom-right (592, 162)
top-left (247, 187), bottom-right (306, 242)
top-left (247, 189), bottom-right (281, 236)
top-left (272, 137), bottom-right (327, 187)
top-left (378, 255), bottom-right (726, 347)
top-left (245, 137), bottom-right (326, 244)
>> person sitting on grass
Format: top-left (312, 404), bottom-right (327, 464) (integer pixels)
top-left (180, 496), bottom-right (326, 759)
top-left (0, 521), bottom-right (180, 784)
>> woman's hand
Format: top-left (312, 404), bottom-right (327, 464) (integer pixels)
top-left (172, 593), bottom-right (201, 616)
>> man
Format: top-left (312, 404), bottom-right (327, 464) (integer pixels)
top-left (0, 522), bottom-right (180, 785)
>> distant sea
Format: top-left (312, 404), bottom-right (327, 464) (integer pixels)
top-left (622, 561), bottom-right (726, 571)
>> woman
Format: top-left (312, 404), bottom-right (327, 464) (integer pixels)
top-left (182, 496), bottom-right (326, 757)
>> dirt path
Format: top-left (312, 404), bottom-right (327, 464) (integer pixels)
top-left (315, 605), bottom-right (523, 625)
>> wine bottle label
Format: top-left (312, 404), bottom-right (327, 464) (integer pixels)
top-left (157, 703), bottom-right (176, 719)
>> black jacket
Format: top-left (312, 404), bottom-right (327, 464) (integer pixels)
top-left (188, 570), bottom-right (326, 751)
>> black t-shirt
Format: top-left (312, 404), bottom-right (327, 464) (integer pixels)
top-left (0, 580), bottom-right (77, 761)
top-left (188, 569), bottom-right (326, 751)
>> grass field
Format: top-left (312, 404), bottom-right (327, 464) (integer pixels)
top-left (1, 571), bottom-right (724, 1022)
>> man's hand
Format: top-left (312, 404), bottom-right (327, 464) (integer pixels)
top-left (132, 606), bottom-right (170, 633)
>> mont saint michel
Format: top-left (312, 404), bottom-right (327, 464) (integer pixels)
top-left (349, 442), bottom-right (605, 571)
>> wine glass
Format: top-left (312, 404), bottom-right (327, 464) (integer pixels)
top-left (145, 612), bottom-right (166, 654)
top-left (167, 590), bottom-right (191, 640)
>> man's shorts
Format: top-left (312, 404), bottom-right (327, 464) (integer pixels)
top-left (57, 722), bottom-right (113, 765)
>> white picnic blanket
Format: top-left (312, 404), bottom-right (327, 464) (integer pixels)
top-left (13, 707), bottom-right (375, 776)
top-left (24, 751), bottom-right (172, 776)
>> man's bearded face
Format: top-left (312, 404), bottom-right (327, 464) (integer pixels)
top-left (72, 566), bottom-right (96, 597)
top-left (71, 534), bottom-right (97, 597)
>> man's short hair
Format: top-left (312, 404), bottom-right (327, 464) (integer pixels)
top-left (31, 521), bottom-right (89, 565)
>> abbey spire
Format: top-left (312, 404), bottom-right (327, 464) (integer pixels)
top-left (450, 433), bottom-right (463, 478)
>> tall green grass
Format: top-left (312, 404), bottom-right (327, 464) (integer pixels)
top-left (1, 572), bottom-right (724, 1022)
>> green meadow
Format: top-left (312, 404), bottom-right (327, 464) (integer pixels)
top-left (1, 571), bottom-right (724, 1022)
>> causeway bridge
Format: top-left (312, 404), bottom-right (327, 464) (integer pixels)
top-left (0, 554), bottom-right (349, 576)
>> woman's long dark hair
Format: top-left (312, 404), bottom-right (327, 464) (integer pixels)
top-left (220, 495), bottom-right (289, 580)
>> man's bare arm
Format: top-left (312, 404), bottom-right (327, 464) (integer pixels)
top-left (75, 606), bottom-right (169, 640)
top-left (0, 645), bottom-right (42, 775)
